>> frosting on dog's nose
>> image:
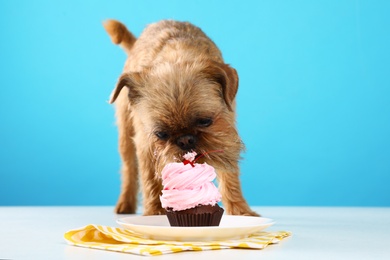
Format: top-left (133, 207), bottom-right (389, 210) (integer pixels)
top-left (176, 134), bottom-right (197, 150)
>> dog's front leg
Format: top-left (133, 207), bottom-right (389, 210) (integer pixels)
top-left (138, 150), bottom-right (165, 216)
top-left (217, 168), bottom-right (260, 216)
top-left (115, 162), bottom-right (138, 214)
top-left (115, 115), bottom-right (138, 214)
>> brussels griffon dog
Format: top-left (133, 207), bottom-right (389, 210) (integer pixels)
top-left (104, 19), bottom-right (258, 216)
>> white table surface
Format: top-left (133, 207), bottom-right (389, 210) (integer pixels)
top-left (0, 206), bottom-right (389, 259)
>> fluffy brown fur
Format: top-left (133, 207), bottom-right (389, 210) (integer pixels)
top-left (103, 19), bottom-right (259, 216)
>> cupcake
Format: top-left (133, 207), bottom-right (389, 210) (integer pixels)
top-left (160, 151), bottom-right (224, 226)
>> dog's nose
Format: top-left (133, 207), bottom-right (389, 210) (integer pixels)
top-left (176, 134), bottom-right (197, 150)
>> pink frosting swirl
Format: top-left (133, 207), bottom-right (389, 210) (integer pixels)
top-left (160, 162), bottom-right (222, 211)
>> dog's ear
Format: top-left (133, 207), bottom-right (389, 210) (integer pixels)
top-left (220, 64), bottom-right (239, 111)
top-left (109, 72), bottom-right (142, 104)
top-left (206, 62), bottom-right (239, 111)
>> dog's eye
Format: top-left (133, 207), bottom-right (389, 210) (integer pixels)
top-left (197, 118), bottom-right (213, 127)
top-left (155, 131), bottom-right (170, 140)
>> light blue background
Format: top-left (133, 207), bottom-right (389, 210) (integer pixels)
top-left (1, 0), bottom-right (389, 207)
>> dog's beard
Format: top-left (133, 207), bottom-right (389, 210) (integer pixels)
top-left (151, 129), bottom-right (244, 176)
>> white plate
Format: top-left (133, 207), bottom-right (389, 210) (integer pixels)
top-left (116, 215), bottom-right (275, 241)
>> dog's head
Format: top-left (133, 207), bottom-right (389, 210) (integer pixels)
top-left (110, 61), bottom-right (244, 172)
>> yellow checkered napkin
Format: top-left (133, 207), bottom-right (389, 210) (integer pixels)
top-left (64, 224), bottom-right (291, 256)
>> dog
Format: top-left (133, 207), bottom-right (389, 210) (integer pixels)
top-left (103, 19), bottom-right (259, 216)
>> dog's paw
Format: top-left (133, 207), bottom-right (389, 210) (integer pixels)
top-left (226, 203), bottom-right (261, 217)
top-left (143, 207), bottom-right (166, 216)
top-left (115, 200), bottom-right (136, 214)
top-left (241, 209), bottom-right (261, 217)
top-left (232, 208), bottom-right (261, 217)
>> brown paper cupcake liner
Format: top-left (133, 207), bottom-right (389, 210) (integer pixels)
top-left (166, 204), bottom-right (224, 227)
